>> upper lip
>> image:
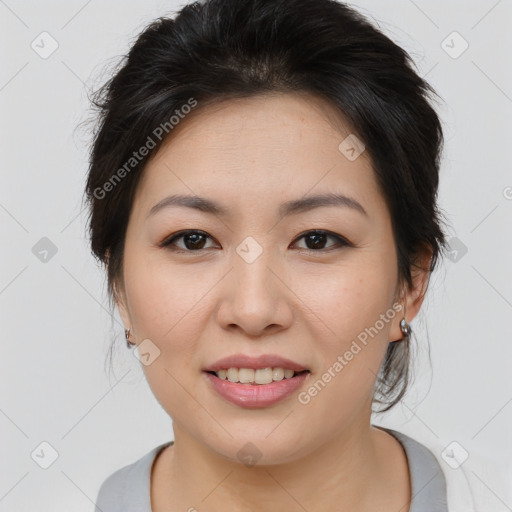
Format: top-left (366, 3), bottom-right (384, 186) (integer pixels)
top-left (203, 354), bottom-right (309, 373)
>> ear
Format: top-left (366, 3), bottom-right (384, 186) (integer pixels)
top-left (389, 246), bottom-right (433, 342)
top-left (113, 278), bottom-right (132, 330)
top-left (106, 248), bottom-right (132, 330)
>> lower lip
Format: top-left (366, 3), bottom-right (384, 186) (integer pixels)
top-left (204, 371), bottom-right (310, 408)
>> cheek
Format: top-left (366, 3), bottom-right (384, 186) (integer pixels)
top-left (298, 249), bottom-right (397, 402)
top-left (122, 247), bottom-right (227, 402)
top-left (296, 275), bottom-right (396, 433)
top-left (303, 250), bottom-right (397, 339)
top-left (125, 257), bottom-right (205, 414)
top-left (124, 245), bottom-right (211, 341)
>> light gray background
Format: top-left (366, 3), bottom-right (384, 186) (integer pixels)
top-left (1, 1), bottom-right (511, 510)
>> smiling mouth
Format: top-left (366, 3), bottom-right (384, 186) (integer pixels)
top-left (205, 368), bottom-right (310, 385)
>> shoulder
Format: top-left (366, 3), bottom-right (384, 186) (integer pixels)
top-left (378, 426), bottom-right (449, 511)
top-left (94, 442), bottom-right (172, 512)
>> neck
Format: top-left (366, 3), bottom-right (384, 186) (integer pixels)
top-left (160, 416), bottom-right (408, 512)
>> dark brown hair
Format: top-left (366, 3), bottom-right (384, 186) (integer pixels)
top-left (83, 0), bottom-right (448, 412)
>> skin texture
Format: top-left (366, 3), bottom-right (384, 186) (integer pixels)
top-left (115, 92), bottom-right (431, 511)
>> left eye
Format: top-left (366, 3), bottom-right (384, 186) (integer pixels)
top-left (160, 229), bottom-right (349, 252)
top-left (293, 230), bottom-right (349, 251)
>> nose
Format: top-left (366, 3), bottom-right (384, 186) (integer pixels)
top-left (215, 245), bottom-right (293, 337)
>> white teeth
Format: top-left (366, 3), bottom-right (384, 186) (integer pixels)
top-left (284, 369), bottom-right (294, 379)
top-left (272, 367), bottom-right (284, 381)
top-left (238, 368), bottom-right (255, 383)
top-left (214, 367), bottom-right (303, 384)
top-left (255, 368), bottom-right (273, 384)
top-left (217, 369), bottom-right (227, 380)
top-left (227, 368), bottom-right (239, 382)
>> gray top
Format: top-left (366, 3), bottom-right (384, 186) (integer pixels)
top-left (94, 426), bottom-right (448, 512)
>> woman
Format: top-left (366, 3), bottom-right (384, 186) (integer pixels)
top-left (86, 0), bottom-right (477, 510)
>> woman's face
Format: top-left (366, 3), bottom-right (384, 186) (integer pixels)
top-left (116, 92), bottom-right (420, 463)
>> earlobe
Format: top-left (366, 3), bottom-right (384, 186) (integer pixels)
top-left (389, 298), bottom-right (408, 342)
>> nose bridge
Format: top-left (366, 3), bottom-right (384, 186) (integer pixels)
top-left (232, 234), bottom-right (277, 300)
top-left (216, 234), bottom-right (291, 334)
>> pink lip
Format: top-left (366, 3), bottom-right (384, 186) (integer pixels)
top-left (204, 371), bottom-right (310, 408)
top-left (203, 354), bottom-right (308, 373)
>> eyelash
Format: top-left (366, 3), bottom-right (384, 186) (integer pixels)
top-left (159, 229), bottom-right (351, 254)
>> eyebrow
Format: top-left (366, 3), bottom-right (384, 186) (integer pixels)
top-left (147, 192), bottom-right (368, 219)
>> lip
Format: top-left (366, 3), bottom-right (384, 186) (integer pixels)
top-left (203, 354), bottom-right (308, 373)
top-left (204, 371), bottom-right (310, 408)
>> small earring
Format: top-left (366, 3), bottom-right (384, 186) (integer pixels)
top-left (125, 328), bottom-right (135, 348)
top-left (400, 318), bottom-right (411, 339)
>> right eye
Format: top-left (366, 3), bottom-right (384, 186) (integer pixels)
top-left (160, 230), bottom-right (219, 252)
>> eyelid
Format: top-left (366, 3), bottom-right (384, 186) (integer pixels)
top-left (159, 229), bottom-right (351, 252)
top-left (160, 229), bottom-right (218, 251)
top-left (292, 230), bottom-right (351, 253)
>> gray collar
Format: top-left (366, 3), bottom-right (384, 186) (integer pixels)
top-left (378, 426), bottom-right (448, 511)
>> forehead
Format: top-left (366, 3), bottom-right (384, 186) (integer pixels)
top-left (155, 92), bottom-right (356, 157)
top-left (133, 92), bottom-right (382, 218)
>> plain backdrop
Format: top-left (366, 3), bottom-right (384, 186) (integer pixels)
top-left (1, 1), bottom-right (511, 510)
